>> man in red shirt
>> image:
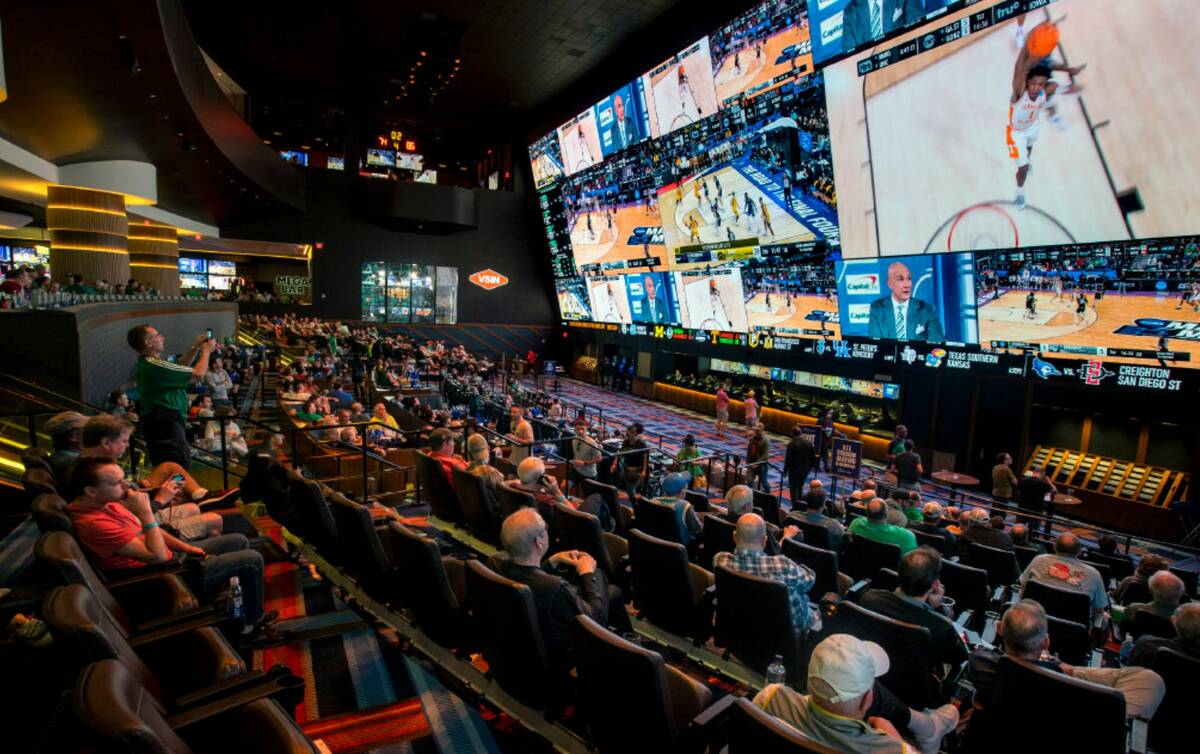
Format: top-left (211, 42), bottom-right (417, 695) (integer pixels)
top-left (66, 457), bottom-right (283, 646)
top-left (429, 428), bottom-right (467, 487)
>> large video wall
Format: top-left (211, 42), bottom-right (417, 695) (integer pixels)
top-left (531, 0), bottom-right (1200, 376)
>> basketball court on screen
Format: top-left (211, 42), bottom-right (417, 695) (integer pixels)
top-left (657, 165), bottom-right (824, 259)
top-left (979, 290), bottom-right (1200, 366)
top-left (829, 0), bottom-right (1199, 259)
top-left (712, 21), bottom-right (814, 104)
top-left (745, 290), bottom-right (841, 337)
top-left (568, 201), bottom-right (664, 274)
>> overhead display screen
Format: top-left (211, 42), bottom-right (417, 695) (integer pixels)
top-left (529, 0), bottom-right (1200, 375)
top-left (825, 0), bottom-right (1200, 259)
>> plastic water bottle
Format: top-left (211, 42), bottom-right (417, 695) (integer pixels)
top-left (229, 576), bottom-right (244, 620)
top-left (766, 655), bottom-right (787, 686)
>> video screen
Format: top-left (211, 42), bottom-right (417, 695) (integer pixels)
top-left (656, 71), bottom-right (839, 265)
top-left (180, 273), bottom-right (208, 289)
top-left (12, 247), bottom-right (46, 265)
top-left (625, 271), bottom-right (681, 325)
top-left (743, 247), bottom-right (841, 337)
top-left (976, 239), bottom-right (1200, 367)
top-left (595, 81), bottom-right (651, 158)
top-left (586, 275), bottom-right (633, 324)
top-left (711, 0), bottom-right (814, 106)
top-left (208, 275), bottom-right (233, 291)
top-left (676, 267), bottom-right (750, 332)
top-left (563, 162), bottom-right (664, 278)
top-left (366, 148), bottom-right (395, 167)
top-left (207, 260), bottom-right (236, 276)
top-left (557, 109), bottom-right (603, 177)
top-left (0, 246), bottom-right (10, 262)
top-left (826, 0), bottom-right (1200, 259)
top-left (556, 277), bottom-right (593, 322)
top-left (836, 252), bottom-right (978, 343)
top-left (415, 170), bottom-right (437, 184)
top-left (178, 257), bottom-right (207, 274)
top-left (279, 150), bottom-right (308, 166)
top-left (807, 0), bottom-right (954, 66)
top-left (641, 37), bottom-right (720, 138)
top-left (530, 132), bottom-right (565, 190)
top-left (396, 152), bottom-right (423, 171)
top-left (325, 156), bottom-right (345, 170)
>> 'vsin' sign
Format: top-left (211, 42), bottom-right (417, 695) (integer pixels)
top-left (469, 269), bottom-right (509, 291)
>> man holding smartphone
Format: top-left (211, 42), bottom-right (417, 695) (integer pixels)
top-left (128, 324), bottom-right (214, 469)
top-left (67, 457), bottom-right (284, 647)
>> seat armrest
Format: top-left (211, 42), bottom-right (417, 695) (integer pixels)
top-left (664, 664), bottom-right (714, 734)
top-left (128, 612), bottom-right (226, 646)
top-left (602, 532), bottom-right (628, 566)
top-left (173, 667), bottom-right (290, 709)
top-left (689, 692), bottom-right (736, 729)
top-left (133, 605), bottom-right (219, 634)
top-left (166, 674), bottom-right (305, 730)
top-left (687, 563), bottom-right (715, 598)
top-left (105, 560), bottom-right (188, 587)
top-left (846, 578), bottom-right (871, 601)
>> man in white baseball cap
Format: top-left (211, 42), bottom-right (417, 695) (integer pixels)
top-left (753, 633), bottom-right (958, 753)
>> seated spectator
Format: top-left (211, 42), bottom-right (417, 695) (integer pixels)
top-left (911, 502), bottom-right (956, 557)
top-left (188, 394), bottom-right (213, 420)
top-left (1020, 533), bottom-right (1108, 622)
top-left (67, 458), bottom-right (284, 647)
top-left (327, 381), bottom-right (355, 410)
top-left (652, 472), bottom-right (702, 546)
top-left (958, 508), bottom-right (1014, 556)
top-left (721, 484), bottom-right (794, 554)
top-left (1114, 554), bottom-right (1169, 605)
top-left (204, 405), bottom-right (249, 460)
top-left (714, 513), bottom-right (817, 633)
top-left (861, 547), bottom-right (968, 672)
top-left (884, 490), bottom-right (911, 528)
top-left (349, 402), bottom-right (369, 422)
top-left (799, 481), bottom-right (846, 552)
top-left (989, 514), bottom-right (1007, 532)
top-left (428, 427), bottom-right (467, 486)
top-left (849, 498), bottom-right (918, 555)
top-left (493, 508), bottom-right (630, 676)
top-left (46, 411), bottom-right (88, 486)
top-left (1009, 523), bottom-right (1043, 552)
top-left (967, 600), bottom-right (1163, 720)
top-left (83, 414), bottom-right (236, 509)
top-left (106, 390), bottom-right (139, 423)
top-left (1120, 571), bottom-right (1185, 632)
top-left (204, 357), bottom-right (236, 406)
top-left (753, 633), bottom-right (959, 754)
top-left (1129, 603), bottom-right (1200, 668)
top-left (1096, 534), bottom-right (1120, 557)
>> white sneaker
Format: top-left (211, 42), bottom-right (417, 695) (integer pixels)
top-left (1015, 193), bottom-right (1027, 210)
top-left (1049, 111), bottom-right (1068, 131)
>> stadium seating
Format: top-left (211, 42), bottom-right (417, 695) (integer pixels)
top-left (627, 529), bottom-right (714, 643)
top-left (714, 564), bottom-right (804, 679)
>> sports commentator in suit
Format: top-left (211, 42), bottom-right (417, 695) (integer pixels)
top-left (840, 0), bottom-right (924, 52)
top-left (867, 262), bottom-right (944, 342)
top-left (640, 274), bottom-right (671, 324)
top-left (605, 95), bottom-right (639, 152)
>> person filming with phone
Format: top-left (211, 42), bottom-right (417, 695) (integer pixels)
top-left (128, 324), bottom-right (215, 469)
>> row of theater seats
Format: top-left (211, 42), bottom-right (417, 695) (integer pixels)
top-left (246, 452), bottom-right (869, 751)
top-left (411, 448), bottom-right (1197, 753)
top-left (24, 527), bottom-right (315, 752)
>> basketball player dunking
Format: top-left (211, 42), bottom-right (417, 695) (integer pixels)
top-left (709, 278), bottom-right (731, 329)
top-left (678, 66), bottom-right (699, 119)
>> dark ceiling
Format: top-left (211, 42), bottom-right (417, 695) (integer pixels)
top-left (183, 0), bottom-right (685, 160)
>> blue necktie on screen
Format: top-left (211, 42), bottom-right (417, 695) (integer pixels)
top-left (895, 305), bottom-right (906, 341)
top-left (871, 0), bottom-right (883, 40)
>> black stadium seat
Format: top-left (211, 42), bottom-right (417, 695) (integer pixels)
top-left (1022, 579), bottom-right (1092, 628)
top-left (415, 450), bottom-right (465, 525)
top-left (465, 559), bottom-right (560, 710)
top-left (634, 497), bottom-right (684, 544)
top-left (573, 614), bottom-right (713, 753)
top-left (326, 492), bottom-right (397, 604)
top-left (939, 558), bottom-right (991, 625)
top-left (788, 517), bottom-right (833, 551)
top-left (972, 656), bottom-right (1126, 754)
top-left (700, 515), bottom-right (736, 570)
top-left (845, 535), bottom-right (901, 581)
top-left (72, 659), bottom-right (315, 754)
top-left (714, 565), bottom-right (803, 679)
top-left (386, 523), bottom-right (469, 650)
top-left (781, 538), bottom-right (840, 600)
top-left (287, 470), bottom-right (340, 560)
top-left (966, 542), bottom-right (1021, 590)
top-left (452, 467), bottom-right (502, 545)
top-left (627, 529), bottom-right (714, 643)
top-left (826, 600), bottom-right (937, 710)
top-left (554, 501), bottom-right (626, 581)
top-left (1129, 609), bottom-right (1177, 640)
top-left (1149, 647), bottom-right (1200, 754)
top-left (31, 493), bottom-right (73, 534)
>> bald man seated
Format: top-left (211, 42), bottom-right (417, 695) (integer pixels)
top-left (1128, 603), bottom-right (1200, 668)
top-left (1019, 532), bottom-right (1108, 621)
top-left (1119, 570), bottom-right (1186, 632)
top-left (492, 508), bottom-right (630, 675)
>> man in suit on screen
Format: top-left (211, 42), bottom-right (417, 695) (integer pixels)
top-left (867, 262), bottom-right (944, 342)
top-left (840, 0), bottom-right (924, 53)
top-left (605, 95), bottom-right (639, 151)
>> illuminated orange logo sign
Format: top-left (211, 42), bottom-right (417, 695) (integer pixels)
top-left (469, 269), bottom-right (508, 291)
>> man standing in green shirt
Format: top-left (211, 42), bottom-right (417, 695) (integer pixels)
top-left (127, 324), bottom-right (214, 469)
top-left (849, 498), bottom-right (917, 555)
